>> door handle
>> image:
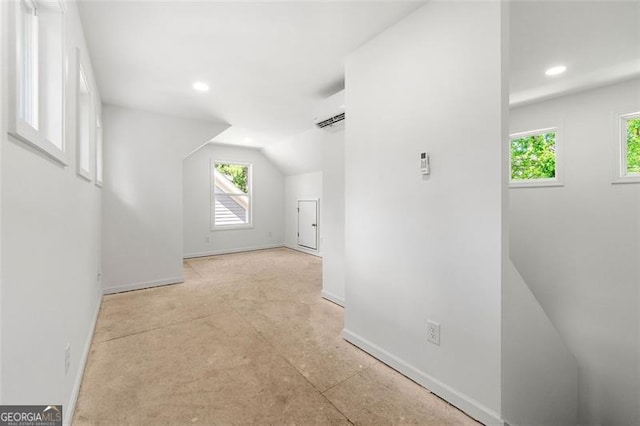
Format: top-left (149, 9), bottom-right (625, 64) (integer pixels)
top-left (311, 224), bottom-right (317, 227)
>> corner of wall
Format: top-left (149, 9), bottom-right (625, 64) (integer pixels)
top-left (0, 0), bottom-right (104, 415)
top-left (343, 1), bottom-right (504, 421)
top-left (63, 296), bottom-right (102, 426)
top-left (502, 261), bottom-right (578, 426)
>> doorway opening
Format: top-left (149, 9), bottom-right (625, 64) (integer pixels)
top-left (297, 199), bottom-right (318, 251)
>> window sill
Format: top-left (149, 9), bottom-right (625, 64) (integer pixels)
top-left (77, 168), bottom-right (92, 182)
top-left (509, 179), bottom-right (564, 189)
top-left (9, 121), bottom-right (68, 167)
top-left (612, 176), bottom-right (640, 185)
top-left (211, 225), bottom-right (255, 231)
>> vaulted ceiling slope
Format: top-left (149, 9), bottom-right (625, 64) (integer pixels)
top-left (77, 1), bottom-right (426, 143)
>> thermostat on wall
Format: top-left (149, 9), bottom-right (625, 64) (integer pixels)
top-left (421, 152), bottom-right (430, 175)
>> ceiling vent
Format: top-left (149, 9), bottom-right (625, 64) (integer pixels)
top-left (313, 90), bottom-right (345, 131)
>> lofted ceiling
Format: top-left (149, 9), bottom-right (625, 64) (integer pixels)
top-left (510, 1), bottom-right (640, 106)
top-left (78, 1), bottom-right (640, 148)
top-left (77, 0), bottom-right (426, 147)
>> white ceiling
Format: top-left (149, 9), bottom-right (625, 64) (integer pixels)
top-left (78, 1), bottom-right (640, 148)
top-left (510, 1), bottom-right (640, 106)
top-left (77, 1), bottom-right (426, 147)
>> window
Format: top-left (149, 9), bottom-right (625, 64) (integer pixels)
top-left (212, 162), bottom-right (252, 229)
top-left (615, 112), bottom-right (640, 183)
top-left (9, 0), bottom-right (66, 164)
top-left (95, 115), bottom-right (103, 187)
top-left (19, 0), bottom-right (38, 130)
top-left (76, 55), bottom-right (92, 181)
top-left (509, 128), bottom-right (562, 187)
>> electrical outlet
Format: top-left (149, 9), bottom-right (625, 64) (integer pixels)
top-left (267, 231), bottom-right (272, 238)
top-left (64, 344), bottom-right (71, 375)
top-left (427, 321), bottom-right (440, 345)
top-left (205, 236), bottom-right (210, 243)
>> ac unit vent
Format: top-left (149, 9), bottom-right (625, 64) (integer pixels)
top-left (315, 112), bottom-right (345, 129)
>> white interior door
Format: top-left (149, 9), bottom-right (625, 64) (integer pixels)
top-left (297, 200), bottom-right (318, 250)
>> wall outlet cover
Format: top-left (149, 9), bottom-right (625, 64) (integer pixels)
top-left (64, 343), bottom-right (71, 375)
top-left (427, 320), bottom-right (440, 346)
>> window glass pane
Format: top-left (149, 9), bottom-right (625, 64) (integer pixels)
top-left (78, 67), bottom-right (91, 174)
top-left (39, 3), bottom-right (64, 149)
top-left (20, 0), bottom-right (38, 129)
top-left (510, 131), bottom-right (556, 181)
top-left (214, 163), bottom-right (250, 226)
top-left (215, 163), bottom-right (249, 194)
top-left (626, 117), bottom-right (640, 175)
top-left (96, 119), bottom-right (103, 183)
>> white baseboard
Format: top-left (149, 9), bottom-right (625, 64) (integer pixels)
top-left (284, 244), bottom-right (322, 258)
top-left (102, 276), bottom-right (183, 295)
top-left (342, 328), bottom-right (504, 426)
top-left (64, 295), bottom-right (102, 426)
top-left (321, 289), bottom-right (345, 307)
top-left (183, 243), bottom-right (284, 259)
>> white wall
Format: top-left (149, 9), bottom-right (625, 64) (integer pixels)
top-left (265, 123), bottom-right (346, 304)
top-left (321, 129), bottom-right (346, 305)
top-left (0, 1), bottom-right (102, 422)
top-left (0, 0), bottom-right (6, 403)
top-left (509, 79), bottom-right (640, 425)
top-left (266, 123), bottom-right (346, 302)
top-left (502, 261), bottom-right (578, 426)
top-left (102, 105), bottom-right (227, 293)
top-left (183, 144), bottom-right (284, 257)
top-left (343, 2), bottom-right (506, 424)
top-left (261, 127), bottom-right (323, 176)
top-left (284, 172), bottom-right (322, 255)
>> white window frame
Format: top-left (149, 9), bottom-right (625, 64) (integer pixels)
top-left (509, 127), bottom-right (563, 188)
top-left (76, 48), bottom-right (93, 181)
top-left (7, 0), bottom-right (67, 165)
top-left (211, 160), bottom-right (253, 231)
top-left (613, 112), bottom-right (640, 184)
top-left (95, 114), bottom-right (103, 187)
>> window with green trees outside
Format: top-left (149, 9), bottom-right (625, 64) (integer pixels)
top-left (510, 129), bottom-right (557, 182)
top-left (212, 162), bottom-right (251, 228)
top-left (625, 116), bottom-right (640, 175)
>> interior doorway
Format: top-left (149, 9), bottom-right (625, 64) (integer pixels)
top-left (297, 199), bottom-right (318, 251)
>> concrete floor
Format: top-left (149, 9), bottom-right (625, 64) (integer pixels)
top-left (74, 248), bottom-right (479, 425)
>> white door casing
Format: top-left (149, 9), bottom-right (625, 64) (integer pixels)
top-left (297, 200), bottom-right (318, 250)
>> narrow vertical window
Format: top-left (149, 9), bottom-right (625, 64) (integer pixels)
top-left (96, 116), bottom-right (103, 187)
top-left (9, 0), bottom-right (66, 163)
top-left (623, 114), bottom-right (640, 176)
top-left (76, 60), bottom-right (92, 181)
top-left (18, 0), bottom-right (39, 129)
top-left (212, 162), bottom-right (252, 228)
top-left (614, 113), bottom-right (640, 183)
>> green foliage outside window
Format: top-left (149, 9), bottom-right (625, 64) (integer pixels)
top-left (216, 163), bottom-right (248, 193)
top-left (626, 117), bottom-right (640, 174)
top-left (510, 132), bottom-right (556, 180)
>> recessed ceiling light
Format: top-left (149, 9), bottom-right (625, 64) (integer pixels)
top-left (545, 65), bottom-right (567, 76)
top-left (243, 137), bottom-right (253, 143)
top-left (193, 81), bottom-right (210, 92)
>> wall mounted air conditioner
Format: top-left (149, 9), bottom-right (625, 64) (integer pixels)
top-left (313, 90), bottom-right (345, 131)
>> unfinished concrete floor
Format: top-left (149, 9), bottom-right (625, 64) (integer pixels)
top-left (74, 248), bottom-right (479, 425)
